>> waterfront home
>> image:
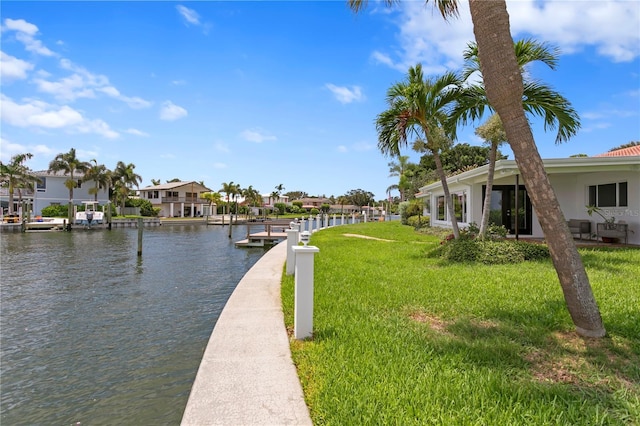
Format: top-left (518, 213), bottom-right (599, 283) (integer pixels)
top-left (416, 150), bottom-right (640, 245)
top-left (140, 181), bottom-right (212, 217)
top-left (0, 170), bottom-right (109, 217)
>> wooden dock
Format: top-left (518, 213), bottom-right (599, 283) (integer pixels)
top-left (234, 221), bottom-right (291, 247)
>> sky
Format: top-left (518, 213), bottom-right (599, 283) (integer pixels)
top-left (1, 1), bottom-right (639, 200)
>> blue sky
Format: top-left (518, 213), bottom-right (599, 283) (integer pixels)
top-left (1, 1), bottom-right (639, 200)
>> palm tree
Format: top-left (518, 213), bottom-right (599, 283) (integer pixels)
top-left (48, 148), bottom-right (90, 223)
top-left (348, 0), bottom-right (605, 338)
top-left (0, 153), bottom-right (38, 216)
top-left (388, 155), bottom-right (412, 202)
top-left (201, 191), bottom-right (222, 217)
top-left (83, 159), bottom-right (111, 202)
top-left (474, 114), bottom-right (507, 237)
top-left (219, 181), bottom-right (236, 225)
top-left (242, 185), bottom-right (262, 219)
top-left (376, 65), bottom-right (462, 238)
top-left (112, 161), bottom-right (142, 216)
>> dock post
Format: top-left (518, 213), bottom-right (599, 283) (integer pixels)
top-left (292, 235), bottom-right (319, 340)
top-left (137, 218), bottom-right (143, 256)
top-left (286, 228), bottom-right (299, 276)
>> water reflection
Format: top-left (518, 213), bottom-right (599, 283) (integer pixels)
top-left (1, 225), bottom-right (265, 425)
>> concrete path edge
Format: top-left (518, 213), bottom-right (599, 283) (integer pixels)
top-left (181, 241), bottom-right (312, 426)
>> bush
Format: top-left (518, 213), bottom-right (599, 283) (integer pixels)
top-left (407, 215), bottom-right (429, 229)
top-left (399, 200), bottom-right (423, 225)
top-left (435, 238), bottom-right (547, 265)
top-left (41, 204), bottom-right (68, 217)
top-left (509, 240), bottom-right (550, 261)
top-left (310, 208), bottom-right (320, 215)
top-left (127, 198), bottom-right (158, 217)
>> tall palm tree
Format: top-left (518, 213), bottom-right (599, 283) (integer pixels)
top-left (349, 0), bottom-right (605, 337)
top-left (112, 161), bottom-right (142, 215)
top-left (376, 65), bottom-right (462, 238)
top-left (83, 159), bottom-right (111, 202)
top-left (201, 191), bottom-right (222, 217)
top-left (474, 114), bottom-right (507, 237)
top-left (388, 155), bottom-right (412, 202)
top-left (242, 185), bottom-right (262, 218)
top-left (219, 181), bottom-right (236, 224)
top-left (48, 148), bottom-right (90, 223)
top-left (0, 153), bottom-right (37, 216)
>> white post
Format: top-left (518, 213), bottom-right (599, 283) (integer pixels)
top-left (286, 228), bottom-right (299, 275)
top-left (341, 214), bottom-right (344, 225)
top-left (292, 244), bottom-right (319, 340)
top-left (332, 214), bottom-right (336, 227)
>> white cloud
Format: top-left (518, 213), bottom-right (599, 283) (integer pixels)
top-left (378, 0), bottom-right (640, 76)
top-left (0, 51), bottom-right (34, 81)
top-left (337, 145), bottom-right (348, 153)
top-left (508, 0), bottom-right (640, 63)
top-left (2, 18), bottom-right (55, 56)
top-left (159, 101), bottom-right (188, 121)
top-left (239, 129), bottom-right (276, 143)
top-left (177, 5), bottom-right (201, 25)
top-left (125, 128), bottom-right (150, 137)
top-left (1, 94), bottom-right (119, 138)
top-left (325, 84), bottom-right (365, 104)
top-left (176, 5), bottom-right (211, 34)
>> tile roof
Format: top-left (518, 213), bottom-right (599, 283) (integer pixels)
top-left (594, 145), bottom-right (640, 157)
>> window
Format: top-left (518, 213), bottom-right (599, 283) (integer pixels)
top-left (588, 182), bottom-right (628, 207)
top-left (452, 193), bottom-right (467, 222)
top-left (437, 196), bottom-right (445, 220)
top-left (77, 180), bottom-right (82, 189)
top-left (424, 198), bottom-right (431, 215)
top-left (37, 177), bottom-right (47, 192)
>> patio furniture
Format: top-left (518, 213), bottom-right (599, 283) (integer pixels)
top-left (567, 219), bottom-right (591, 240)
top-left (596, 222), bottom-right (628, 244)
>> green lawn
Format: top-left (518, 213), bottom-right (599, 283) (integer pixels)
top-left (282, 221), bottom-right (639, 425)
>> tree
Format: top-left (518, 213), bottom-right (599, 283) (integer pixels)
top-left (349, 0), bottom-right (605, 337)
top-left (608, 141), bottom-right (639, 151)
top-left (48, 148), bottom-right (90, 223)
top-left (242, 185), bottom-right (262, 218)
top-left (345, 189), bottom-right (374, 207)
top-left (388, 155), bottom-right (413, 202)
top-left (285, 190), bottom-right (308, 201)
top-left (474, 114), bottom-right (507, 237)
top-left (201, 191), bottom-right (222, 216)
top-left (377, 66), bottom-right (463, 238)
top-left (112, 161), bottom-right (142, 216)
top-left (0, 153), bottom-right (38, 216)
top-left (150, 178), bottom-right (161, 186)
top-left (83, 159), bottom-right (111, 202)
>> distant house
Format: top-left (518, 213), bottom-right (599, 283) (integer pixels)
top-left (416, 151), bottom-right (640, 245)
top-left (261, 193), bottom-right (289, 207)
top-left (140, 181), bottom-right (212, 217)
top-left (0, 170), bottom-right (109, 216)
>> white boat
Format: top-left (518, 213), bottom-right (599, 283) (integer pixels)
top-left (24, 217), bottom-right (66, 231)
top-left (75, 201), bottom-right (105, 227)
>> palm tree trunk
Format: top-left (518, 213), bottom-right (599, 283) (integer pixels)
top-left (469, 0), bottom-right (605, 337)
top-left (478, 142), bottom-right (497, 238)
top-left (433, 149), bottom-right (460, 239)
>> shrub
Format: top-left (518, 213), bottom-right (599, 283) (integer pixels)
top-left (310, 208), bottom-right (320, 215)
top-left (41, 204), bottom-right (68, 217)
top-left (443, 239), bottom-right (481, 262)
top-left (127, 198), bottom-right (158, 217)
top-left (510, 240), bottom-right (550, 261)
top-left (476, 240), bottom-right (524, 264)
top-left (407, 215), bottom-right (429, 229)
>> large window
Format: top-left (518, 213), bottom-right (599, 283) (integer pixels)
top-left (588, 182), bottom-right (628, 207)
top-left (452, 193), bottom-right (467, 222)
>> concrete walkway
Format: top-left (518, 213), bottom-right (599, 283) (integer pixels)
top-left (181, 241), bottom-right (312, 426)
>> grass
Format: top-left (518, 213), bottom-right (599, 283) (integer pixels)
top-left (281, 221), bottom-right (640, 425)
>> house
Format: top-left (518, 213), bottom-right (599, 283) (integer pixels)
top-left (0, 170), bottom-right (110, 217)
top-left (261, 193), bottom-right (290, 207)
top-left (416, 153), bottom-right (640, 245)
top-left (140, 181), bottom-right (212, 217)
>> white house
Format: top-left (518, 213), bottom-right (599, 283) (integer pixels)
top-left (416, 151), bottom-right (640, 245)
top-left (140, 181), bottom-right (212, 217)
top-left (1, 170), bottom-right (110, 217)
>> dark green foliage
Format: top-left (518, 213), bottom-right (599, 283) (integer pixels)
top-left (126, 198), bottom-right (158, 217)
top-left (509, 240), bottom-right (550, 260)
top-left (310, 208), bottom-right (320, 215)
top-left (399, 200), bottom-right (423, 225)
top-left (41, 204), bottom-right (68, 217)
top-left (437, 238), bottom-right (549, 264)
top-left (274, 202), bottom-right (286, 215)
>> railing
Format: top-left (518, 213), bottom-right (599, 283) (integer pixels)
top-left (596, 222), bottom-right (629, 244)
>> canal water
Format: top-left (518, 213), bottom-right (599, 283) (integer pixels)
top-left (0, 225), bottom-right (267, 425)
